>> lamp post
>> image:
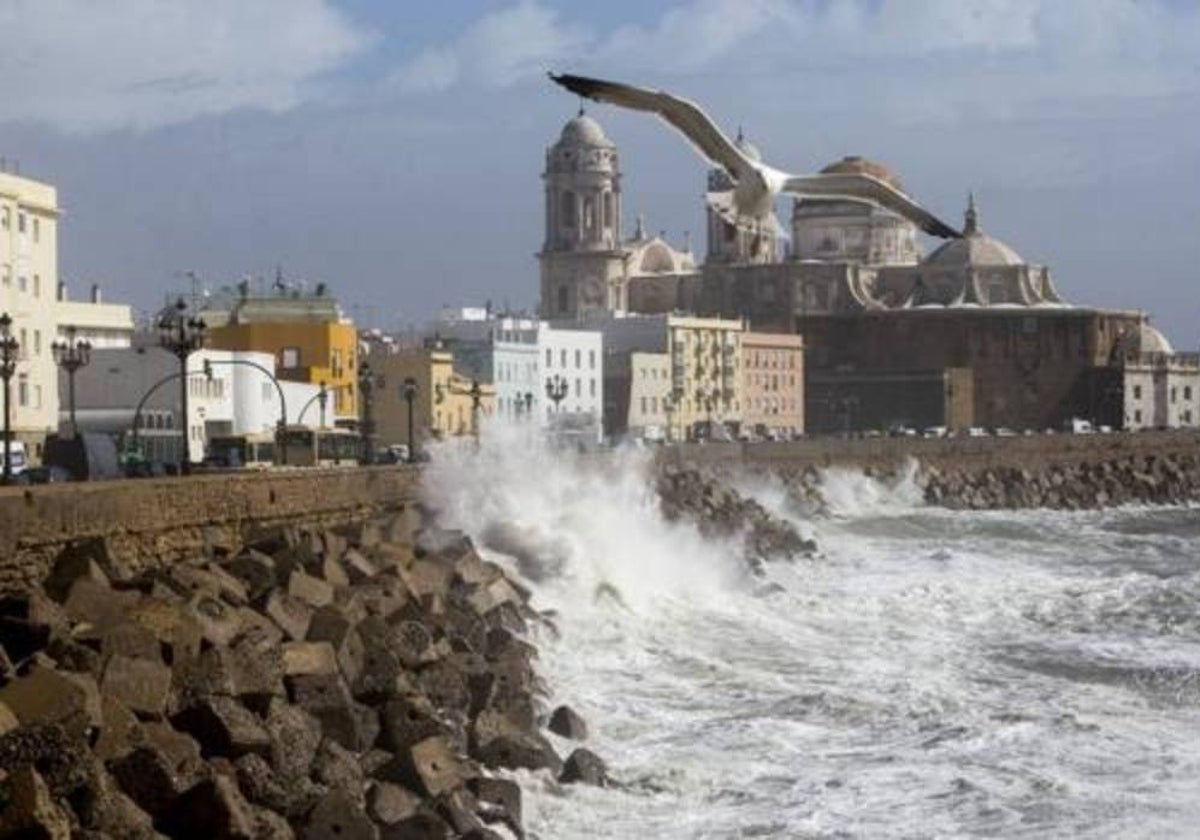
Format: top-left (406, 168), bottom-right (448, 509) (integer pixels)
top-left (0, 313), bottom-right (19, 484)
top-left (358, 361), bottom-right (375, 465)
top-left (157, 298), bottom-right (207, 475)
top-left (318, 381), bottom-right (328, 428)
top-left (402, 377), bottom-right (417, 462)
top-left (296, 381), bottom-right (330, 428)
top-left (52, 326), bottom-right (92, 437)
top-left (522, 391), bottom-right (534, 418)
top-left (468, 379), bottom-right (483, 440)
top-left (545, 374), bottom-right (567, 413)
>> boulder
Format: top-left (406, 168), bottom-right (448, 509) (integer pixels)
top-left (547, 705), bottom-right (589, 741)
top-left (559, 747), bottom-right (608, 786)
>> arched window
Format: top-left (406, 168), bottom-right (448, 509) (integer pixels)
top-left (557, 285), bottom-right (569, 314)
top-left (561, 191), bottom-right (576, 227)
top-left (603, 192), bottom-right (613, 229)
top-left (583, 197), bottom-right (594, 229)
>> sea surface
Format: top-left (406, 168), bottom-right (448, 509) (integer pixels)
top-left (425, 427), bottom-right (1200, 839)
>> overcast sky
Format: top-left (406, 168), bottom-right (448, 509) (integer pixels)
top-left (3, 0), bottom-right (1198, 342)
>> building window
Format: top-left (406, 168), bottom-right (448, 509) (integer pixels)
top-left (1, 265), bottom-right (9, 286)
top-left (589, 349), bottom-right (595, 369)
top-left (280, 347), bottom-right (300, 368)
top-left (17, 374), bottom-right (28, 407)
top-left (34, 385), bottom-right (41, 409)
top-left (1171, 387), bottom-right (1177, 404)
top-left (558, 285), bottom-right (568, 314)
top-left (574, 349), bottom-right (581, 368)
top-left (18, 213), bottom-right (26, 234)
top-left (1187, 386), bottom-right (1194, 401)
top-left (545, 348), bottom-right (552, 367)
top-left (641, 397), bottom-right (647, 414)
top-left (561, 191), bottom-right (576, 227)
top-left (1, 208), bottom-right (8, 229)
top-left (590, 379), bottom-right (596, 397)
top-left (18, 276), bottom-right (26, 293)
top-left (1133, 384), bottom-right (1142, 400)
top-left (33, 330), bottom-right (40, 355)
top-left (575, 378), bottom-right (581, 397)
top-left (560, 349), bottom-right (567, 367)
top-left (1135, 409), bottom-right (1142, 424)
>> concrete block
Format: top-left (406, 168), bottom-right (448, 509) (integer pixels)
top-left (63, 577), bottom-right (140, 629)
top-left (102, 654), bottom-right (173, 719)
top-left (264, 591), bottom-right (314, 642)
top-left (283, 641), bottom-right (340, 677)
top-left (129, 598), bottom-right (203, 665)
top-left (301, 788), bottom-right (379, 840)
top-left (171, 695), bottom-right (271, 759)
top-left (0, 591), bottom-right (68, 662)
top-left (109, 744), bottom-right (192, 820)
top-left (222, 549), bottom-right (278, 602)
top-left (468, 776), bottom-right (522, 836)
top-left (377, 809), bottom-right (451, 840)
top-left (264, 698), bottom-right (322, 782)
top-left (0, 765), bottom-right (72, 840)
top-left (366, 781), bottom-right (420, 826)
top-left (189, 592), bottom-right (246, 647)
top-left (288, 569), bottom-right (335, 610)
top-left (399, 559), bottom-right (452, 599)
top-left (288, 672), bottom-right (377, 752)
top-left (467, 577), bottom-right (524, 617)
top-left (162, 775), bottom-right (260, 839)
top-left (234, 605), bottom-right (286, 650)
top-left (0, 666), bottom-right (103, 737)
top-left (470, 709), bottom-right (560, 775)
top-left (378, 695), bottom-right (444, 756)
top-left (435, 789), bottom-right (485, 836)
top-left (43, 538), bottom-right (112, 603)
top-left (341, 548), bottom-right (380, 583)
top-left (407, 735), bottom-right (472, 798)
top-left (98, 619), bottom-right (162, 662)
top-left (311, 737), bottom-right (365, 799)
top-left (0, 699), bottom-right (18, 736)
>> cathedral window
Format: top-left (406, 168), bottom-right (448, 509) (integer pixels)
top-left (603, 192), bottom-right (613, 229)
top-left (561, 192), bottom-right (576, 227)
top-left (583, 197), bottom-right (595, 230)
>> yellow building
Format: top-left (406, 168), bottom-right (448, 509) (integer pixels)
top-left (665, 315), bottom-right (746, 441)
top-left (369, 346), bottom-right (495, 448)
top-left (206, 292), bottom-right (358, 424)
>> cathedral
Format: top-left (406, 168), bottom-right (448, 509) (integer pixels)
top-left (538, 111), bottom-right (1188, 433)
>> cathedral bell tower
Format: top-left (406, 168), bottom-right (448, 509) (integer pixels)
top-left (706, 131), bottom-right (781, 265)
top-left (539, 111), bottom-right (627, 318)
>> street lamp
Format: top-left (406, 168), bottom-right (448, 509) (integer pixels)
top-left (402, 376), bottom-right (417, 462)
top-left (317, 381), bottom-right (329, 428)
top-left (52, 326), bottom-right (92, 437)
top-left (522, 391), bottom-right (534, 418)
top-left (157, 298), bottom-right (206, 475)
top-left (0, 313), bottom-right (19, 484)
top-left (545, 374), bottom-right (567, 413)
top-left (358, 361), bottom-right (376, 464)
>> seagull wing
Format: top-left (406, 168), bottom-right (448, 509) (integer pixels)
top-left (550, 73), bottom-right (751, 178)
top-left (782, 173), bottom-right (960, 238)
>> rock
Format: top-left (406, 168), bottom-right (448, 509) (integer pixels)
top-left (63, 577), bottom-right (140, 629)
top-left (391, 620), bottom-right (434, 669)
top-left (161, 775), bottom-right (260, 839)
top-left (264, 591), bottom-right (314, 642)
top-left (0, 666), bottom-right (103, 737)
top-left (0, 723), bottom-right (94, 801)
top-left (282, 641), bottom-right (340, 677)
top-left (0, 765), bottom-right (72, 839)
top-left (128, 598), bottom-right (204, 666)
top-left (548, 705), bottom-right (589, 741)
top-left (468, 776), bottom-right (522, 836)
top-left (471, 709), bottom-right (560, 775)
top-left (93, 694), bottom-right (139, 761)
top-left (102, 654), bottom-right (173, 719)
top-left (287, 671), bottom-right (377, 752)
top-left (234, 753), bottom-right (303, 817)
top-left (44, 538), bottom-right (112, 603)
top-left (171, 695), bottom-right (271, 759)
top-left (301, 788), bottom-right (379, 840)
top-left (235, 606), bottom-right (285, 650)
top-left (97, 619), bottom-right (162, 662)
top-left (559, 747), bottom-right (609, 786)
top-left (399, 560), bottom-right (452, 600)
top-left (435, 789), bottom-right (485, 835)
top-left (379, 695), bottom-right (444, 756)
top-left (367, 781), bottom-right (421, 826)
top-left (321, 556), bottom-right (351, 589)
top-left (341, 548), bottom-right (380, 584)
top-left (188, 592), bottom-right (244, 647)
top-left (223, 549), bottom-right (278, 602)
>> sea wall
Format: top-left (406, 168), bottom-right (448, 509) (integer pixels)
top-left (0, 467), bottom-right (418, 593)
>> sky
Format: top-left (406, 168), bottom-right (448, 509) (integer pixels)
top-left (2, 0), bottom-right (1198, 341)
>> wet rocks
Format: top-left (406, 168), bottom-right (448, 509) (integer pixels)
top-left (0, 505), bottom-right (594, 839)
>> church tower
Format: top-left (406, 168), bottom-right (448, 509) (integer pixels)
top-left (539, 112), bottom-right (628, 319)
top-left (705, 131), bottom-right (781, 265)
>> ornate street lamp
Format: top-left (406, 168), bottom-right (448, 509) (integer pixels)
top-left (157, 298), bottom-right (206, 475)
top-left (0, 313), bottom-right (19, 484)
top-left (358, 361), bottom-right (376, 464)
top-left (52, 326), bottom-right (92, 437)
top-left (545, 374), bottom-right (568, 413)
top-left (402, 376), bottom-right (417, 462)
top-left (522, 391), bottom-right (534, 418)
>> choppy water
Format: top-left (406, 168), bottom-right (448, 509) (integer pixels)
top-left (424, 426), bottom-right (1200, 839)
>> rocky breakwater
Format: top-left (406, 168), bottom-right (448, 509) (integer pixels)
top-left (923, 450), bottom-right (1200, 510)
top-left (0, 511), bottom-right (604, 838)
top-left (656, 464), bottom-right (816, 570)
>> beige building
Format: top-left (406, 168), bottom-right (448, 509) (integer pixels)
top-left (743, 331), bottom-right (805, 438)
top-left (666, 315), bottom-right (745, 441)
top-left (369, 346), bottom-right (495, 450)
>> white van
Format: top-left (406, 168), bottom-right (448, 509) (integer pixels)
top-left (3, 440), bottom-right (28, 477)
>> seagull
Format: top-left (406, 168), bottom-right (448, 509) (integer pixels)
top-left (550, 73), bottom-right (960, 239)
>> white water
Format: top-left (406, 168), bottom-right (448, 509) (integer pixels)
top-left (424, 424), bottom-right (1200, 839)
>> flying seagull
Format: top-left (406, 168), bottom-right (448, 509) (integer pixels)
top-left (549, 73), bottom-right (960, 239)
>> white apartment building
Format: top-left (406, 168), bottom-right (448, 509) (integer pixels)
top-left (1118, 324), bottom-right (1200, 430)
top-left (1, 169), bottom-right (60, 458)
top-left (539, 322), bottom-right (603, 442)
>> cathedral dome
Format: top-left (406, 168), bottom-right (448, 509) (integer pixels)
top-left (558, 113), bottom-right (615, 148)
top-left (820, 156), bottom-right (904, 192)
top-left (925, 195), bottom-right (1025, 268)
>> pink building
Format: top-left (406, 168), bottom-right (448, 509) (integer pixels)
top-left (742, 331), bottom-right (805, 438)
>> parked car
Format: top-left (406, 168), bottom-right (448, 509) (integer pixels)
top-left (922, 426), bottom-right (948, 438)
top-left (17, 465), bottom-right (73, 484)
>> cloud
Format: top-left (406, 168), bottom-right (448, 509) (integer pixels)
top-left (0, 0), bottom-right (374, 134)
top-left (392, 1), bottom-right (586, 93)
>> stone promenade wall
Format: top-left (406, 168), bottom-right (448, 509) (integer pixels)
top-left (0, 467), bottom-right (417, 592)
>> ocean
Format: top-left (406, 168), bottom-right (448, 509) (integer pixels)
top-left (424, 426), bottom-right (1200, 839)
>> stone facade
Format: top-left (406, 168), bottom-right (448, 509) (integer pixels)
top-left (742, 331), bottom-right (804, 438)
